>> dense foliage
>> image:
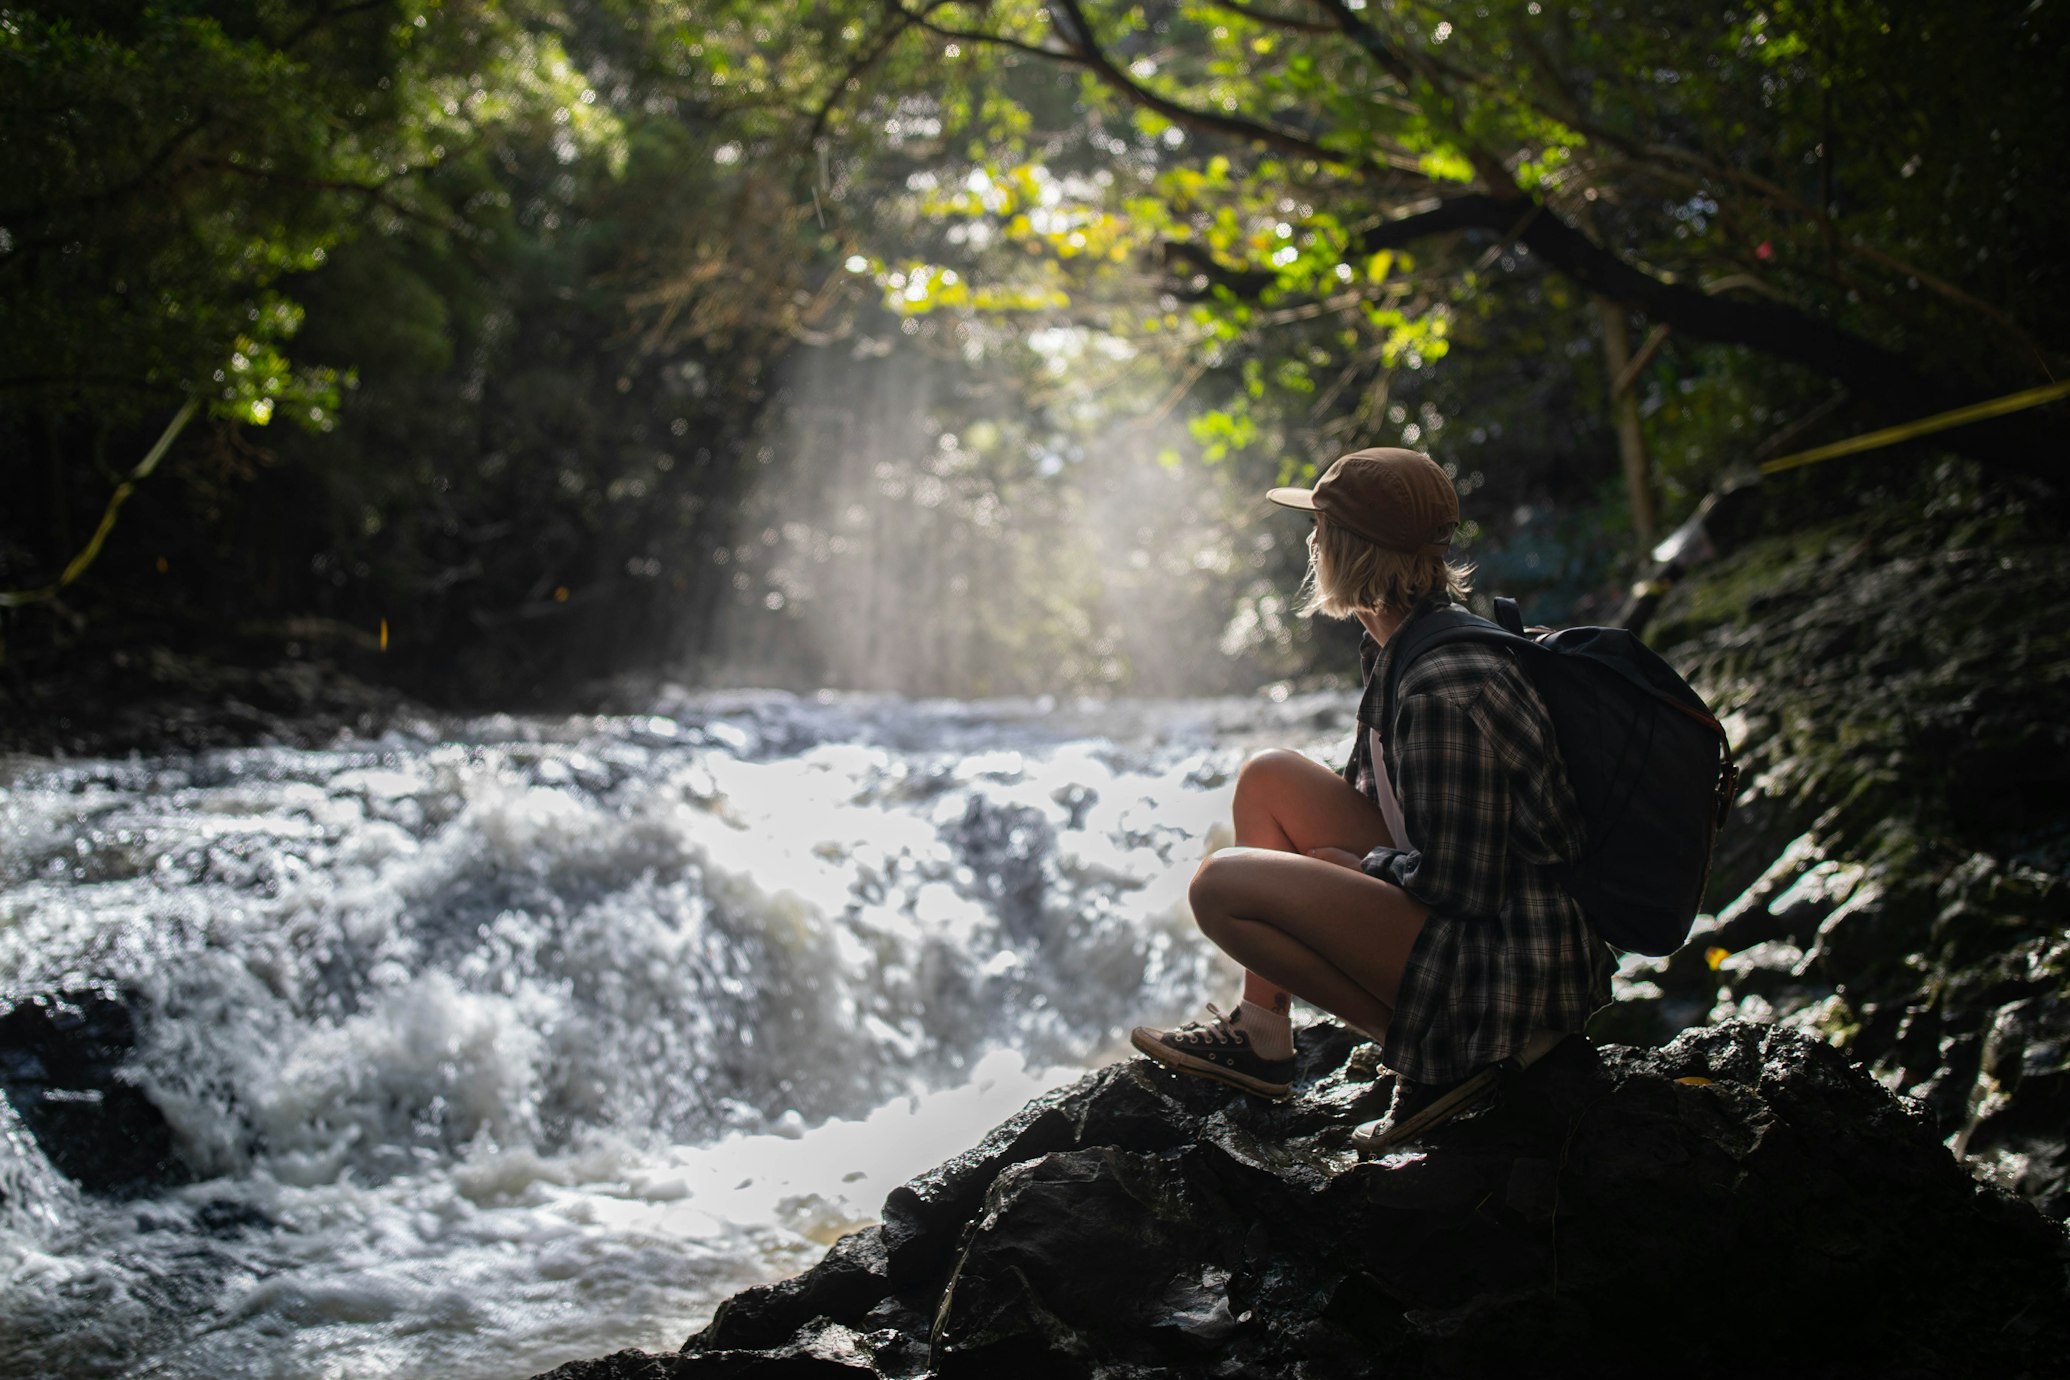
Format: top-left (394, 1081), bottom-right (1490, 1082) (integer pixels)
top-left (2, 1), bottom-right (817, 699)
top-left (3, 1), bottom-right (2062, 705)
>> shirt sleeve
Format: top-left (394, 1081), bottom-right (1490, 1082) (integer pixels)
top-left (1358, 686), bottom-right (1509, 918)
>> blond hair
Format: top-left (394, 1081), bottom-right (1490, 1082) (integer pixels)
top-left (1298, 514), bottom-right (1473, 618)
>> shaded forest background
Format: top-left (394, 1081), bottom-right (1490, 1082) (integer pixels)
top-left (3, 0), bottom-right (2064, 712)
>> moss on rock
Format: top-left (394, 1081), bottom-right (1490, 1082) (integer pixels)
top-left (1638, 458), bottom-right (2070, 1219)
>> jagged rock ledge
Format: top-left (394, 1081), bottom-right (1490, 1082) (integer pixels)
top-left (532, 1021), bottom-right (2068, 1379)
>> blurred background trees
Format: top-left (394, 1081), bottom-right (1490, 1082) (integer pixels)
top-left (3, 0), bottom-right (2063, 707)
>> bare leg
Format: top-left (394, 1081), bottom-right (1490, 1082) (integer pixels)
top-left (1191, 847), bottom-right (1428, 1040)
top-left (1214, 750), bottom-right (1401, 1030)
top-left (1231, 748), bottom-right (1393, 854)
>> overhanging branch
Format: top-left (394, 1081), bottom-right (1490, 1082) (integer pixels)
top-left (1053, 0), bottom-right (1343, 163)
top-left (1161, 242), bottom-right (1277, 299)
top-left (1356, 194), bottom-right (1906, 398)
top-left (814, 6), bottom-right (932, 147)
top-left (887, 0), bottom-right (1350, 166)
top-left (1305, 0), bottom-right (1417, 93)
top-left (1205, 1), bottom-right (1336, 36)
top-left (1352, 194), bottom-right (2057, 478)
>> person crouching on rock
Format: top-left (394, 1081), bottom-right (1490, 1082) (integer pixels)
top-left (1130, 447), bottom-right (1612, 1149)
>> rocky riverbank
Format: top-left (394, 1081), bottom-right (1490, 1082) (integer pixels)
top-left (533, 1022), bottom-right (2067, 1379)
top-left (6, 459), bottom-right (2065, 1374)
top-left (1604, 458), bottom-right (2070, 1220)
top-left (523, 459), bottom-right (2070, 1377)
top-left (0, 646), bottom-right (428, 762)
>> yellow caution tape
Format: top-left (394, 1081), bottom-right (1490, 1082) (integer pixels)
top-left (1760, 378), bottom-right (2070, 476)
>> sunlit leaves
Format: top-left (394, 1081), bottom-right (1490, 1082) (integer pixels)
top-left (1189, 402), bottom-right (1258, 463)
top-left (1153, 152), bottom-right (1234, 211)
top-left (2, 1), bottom-right (632, 441)
top-left (895, 159), bottom-right (1159, 314)
top-left (207, 296), bottom-right (344, 431)
top-left (1359, 303), bottom-right (1451, 369)
top-left (1729, 7), bottom-right (1811, 63)
top-left (877, 258), bottom-right (1072, 314)
top-left (1415, 147), bottom-right (1475, 183)
top-left (1272, 359), bottom-right (1316, 395)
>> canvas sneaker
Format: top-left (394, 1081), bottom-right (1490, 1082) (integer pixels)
top-left (1351, 1029), bottom-right (1571, 1152)
top-left (1130, 1002), bottom-right (1296, 1098)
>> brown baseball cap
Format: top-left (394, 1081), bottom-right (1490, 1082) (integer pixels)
top-left (1267, 447), bottom-right (1459, 556)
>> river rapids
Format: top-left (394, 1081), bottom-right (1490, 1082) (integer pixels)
top-left (0, 689), bottom-right (1354, 1378)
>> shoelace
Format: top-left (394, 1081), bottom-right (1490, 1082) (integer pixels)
top-left (1172, 1002), bottom-right (1243, 1046)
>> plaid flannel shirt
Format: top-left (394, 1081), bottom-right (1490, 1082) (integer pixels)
top-left (1344, 606), bottom-right (1614, 1085)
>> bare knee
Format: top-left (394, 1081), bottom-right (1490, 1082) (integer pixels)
top-left (1189, 847), bottom-right (1249, 938)
top-left (1233, 748), bottom-right (1309, 807)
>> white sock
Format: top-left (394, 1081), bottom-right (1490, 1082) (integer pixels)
top-left (1237, 999), bottom-right (1294, 1059)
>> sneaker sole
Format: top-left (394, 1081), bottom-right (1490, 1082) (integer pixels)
top-left (1351, 1032), bottom-right (1572, 1152)
top-left (1129, 1027), bottom-right (1292, 1099)
top-left (1350, 1063), bottom-right (1500, 1151)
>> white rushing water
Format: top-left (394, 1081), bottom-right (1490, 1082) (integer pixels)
top-left (0, 689), bottom-right (1353, 1379)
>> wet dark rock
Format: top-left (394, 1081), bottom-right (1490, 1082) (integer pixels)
top-left (532, 1021), bottom-right (2070, 1380)
top-left (1621, 467), bottom-right (2070, 1220)
top-left (0, 986), bottom-right (189, 1196)
top-left (531, 1353), bottom-right (686, 1380)
top-left (131, 1196), bottom-right (275, 1239)
top-left (0, 647), bottom-right (428, 759)
top-left (698, 1223), bottom-right (894, 1356)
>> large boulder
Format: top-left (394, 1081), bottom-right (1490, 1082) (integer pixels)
top-left (530, 1021), bottom-right (2069, 1379)
top-left (0, 986), bottom-right (189, 1197)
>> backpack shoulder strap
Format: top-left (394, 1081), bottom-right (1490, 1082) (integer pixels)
top-left (1379, 605), bottom-right (1536, 756)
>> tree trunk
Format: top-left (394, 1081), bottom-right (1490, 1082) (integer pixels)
top-left (1594, 296), bottom-right (1657, 558)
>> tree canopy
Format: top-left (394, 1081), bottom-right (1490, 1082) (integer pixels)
top-left (3, 0), bottom-right (2063, 704)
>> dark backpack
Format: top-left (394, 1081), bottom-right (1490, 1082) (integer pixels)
top-left (1382, 597), bottom-right (1740, 956)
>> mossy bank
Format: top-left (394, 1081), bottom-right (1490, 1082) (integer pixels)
top-left (1603, 456), bottom-right (2068, 1218)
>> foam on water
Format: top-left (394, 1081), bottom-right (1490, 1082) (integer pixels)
top-left (0, 690), bottom-right (1350, 1378)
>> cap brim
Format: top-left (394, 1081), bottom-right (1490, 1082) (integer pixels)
top-left (1265, 486), bottom-right (1318, 511)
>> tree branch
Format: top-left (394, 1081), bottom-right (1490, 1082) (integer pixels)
top-left (1161, 241), bottom-right (1278, 299)
top-left (1356, 194), bottom-right (1891, 385)
top-left (0, 396), bottom-right (201, 609)
top-left (279, 0), bottom-right (393, 51)
top-left (1204, 0), bottom-right (1336, 36)
top-left (814, 4), bottom-right (934, 148)
top-left (1353, 193), bottom-right (2057, 477)
top-left (890, 0), bottom-right (1350, 166)
top-left (0, 373), bottom-right (165, 393)
top-left (888, 3), bottom-right (1077, 63)
top-left (1304, 0), bottom-right (1416, 91)
top-left (1, 117), bottom-right (211, 222)
top-left (194, 156), bottom-right (464, 235)
top-left (1317, 7), bottom-right (2048, 368)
